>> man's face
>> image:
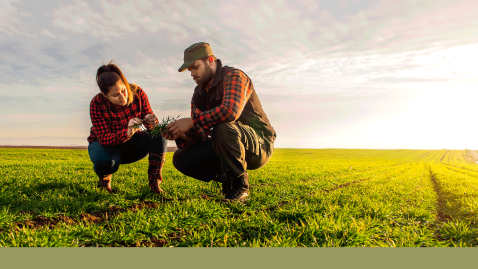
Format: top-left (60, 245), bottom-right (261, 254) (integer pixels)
top-left (188, 59), bottom-right (214, 87)
top-left (105, 81), bottom-right (128, 106)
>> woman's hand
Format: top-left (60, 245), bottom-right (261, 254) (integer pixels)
top-left (127, 117), bottom-right (142, 137)
top-left (144, 114), bottom-right (158, 127)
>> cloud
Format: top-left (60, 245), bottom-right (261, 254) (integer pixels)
top-left (50, 0), bottom-right (197, 40)
top-left (2, 0), bottom-right (478, 149)
top-left (39, 29), bottom-right (56, 38)
top-left (41, 43), bottom-right (69, 62)
top-left (151, 98), bottom-right (190, 112)
top-left (0, 0), bottom-right (36, 37)
top-left (4, 113), bottom-right (58, 122)
top-left (51, 1), bottom-right (111, 37)
top-left (81, 43), bottom-right (108, 61)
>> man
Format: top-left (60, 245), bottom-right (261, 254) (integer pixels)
top-left (163, 42), bottom-right (276, 201)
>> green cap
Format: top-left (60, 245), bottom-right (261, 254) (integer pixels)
top-left (178, 42), bottom-right (214, 72)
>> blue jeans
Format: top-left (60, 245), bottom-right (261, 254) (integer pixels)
top-left (88, 131), bottom-right (167, 176)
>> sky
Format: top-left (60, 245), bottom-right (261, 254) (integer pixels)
top-left (1, 0), bottom-right (478, 149)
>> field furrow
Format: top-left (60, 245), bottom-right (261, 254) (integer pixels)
top-left (1, 148), bottom-right (477, 247)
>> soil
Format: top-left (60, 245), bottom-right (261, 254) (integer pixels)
top-left (12, 200), bottom-right (191, 247)
top-left (0, 145), bottom-right (178, 152)
top-left (17, 215), bottom-right (76, 230)
top-left (428, 167), bottom-right (453, 222)
top-left (467, 150), bottom-right (478, 162)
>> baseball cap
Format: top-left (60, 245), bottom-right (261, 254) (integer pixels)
top-left (178, 42), bottom-right (214, 72)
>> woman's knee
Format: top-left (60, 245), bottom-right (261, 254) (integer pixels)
top-left (93, 158), bottom-right (120, 175)
top-left (88, 141), bottom-right (121, 175)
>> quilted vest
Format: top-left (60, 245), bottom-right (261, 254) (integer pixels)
top-left (192, 59), bottom-right (276, 143)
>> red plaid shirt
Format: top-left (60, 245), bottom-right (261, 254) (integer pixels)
top-left (87, 86), bottom-right (156, 146)
top-left (176, 69), bottom-right (252, 149)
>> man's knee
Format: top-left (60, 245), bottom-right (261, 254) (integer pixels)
top-left (212, 122), bottom-right (240, 144)
top-left (213, 122), bottom-right (236, 134)
top-left (172, 147), bottom-right (219, 182)
top-left (172, 149), bottom-right (187, 173)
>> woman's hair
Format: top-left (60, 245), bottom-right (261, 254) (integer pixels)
top-left (96, 61), bottom-right (138, 106)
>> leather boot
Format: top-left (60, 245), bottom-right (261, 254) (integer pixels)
top-left (219, 172), bottom-right (249, 201)
top-left (98, 174), bottom-right (112, 193)
top-left (148, 153), bottom-right (166, 194)
top-left (216, 172), bottom-right (233, 198)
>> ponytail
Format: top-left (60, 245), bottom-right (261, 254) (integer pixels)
top-left (96, 60), bottom-right (136, 106)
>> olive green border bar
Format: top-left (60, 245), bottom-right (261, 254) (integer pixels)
top-left (1, 248), bottom-right (477, 268)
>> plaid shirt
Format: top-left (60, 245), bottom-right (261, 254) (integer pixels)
top-left (87, 86), bottom-right (156, 146)
top-left (176, 69), bottom-right (252, 149)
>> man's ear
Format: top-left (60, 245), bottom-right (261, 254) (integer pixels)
top-left (209, 56), bottom-right (213, 63)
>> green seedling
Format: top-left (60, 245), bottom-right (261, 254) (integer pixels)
top-left (132, 123), bottom-right (147, 132)
top-left (149, 115), bottom-right (181, 138)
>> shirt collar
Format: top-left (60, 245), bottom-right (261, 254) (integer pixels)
top-left (209, 59), bottom-right (223, 89)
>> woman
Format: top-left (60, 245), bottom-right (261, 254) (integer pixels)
top-left (87, 61), bottom-right (167, 194)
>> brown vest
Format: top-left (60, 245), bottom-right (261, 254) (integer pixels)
top-left (192, 60), bottom-right (276, 143)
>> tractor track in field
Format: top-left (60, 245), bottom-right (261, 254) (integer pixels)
top-left (261, 178), bottom-right (368, 212)
top-left (443, 161), bottom-right (478, 172)
top-left (6, 198), bottom-right (211, 247)
top-left (82, 227), bottom-right (190, 247)
top-left (440, 150), bottom-right (451, 163)
top-left (427, 165), bottom-right (452, 223)
top-left (6, 192), bottom-right (225, 233)
top-left (6, 162), bottom-right (422, 230)
top-left (415, 150), bottom-right (434, 161)
top-left (10, 199), bottom-right (183, 231)
top-left (442, 164), bottom-right (478, 177)
top-left (261, 165), bottom-right (418, 212)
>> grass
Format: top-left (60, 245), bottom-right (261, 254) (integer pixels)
top-left (0, 148), bottom-right (477, 247)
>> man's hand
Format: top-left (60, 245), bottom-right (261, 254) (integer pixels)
top-left (167, 118), bottom-right (194, 136)
top-left (144, 114), bottom-right (158, 127)
top-left (161, 131), bottom-right (179, 141)
top-left (161, 130), bottom-right (193, 141)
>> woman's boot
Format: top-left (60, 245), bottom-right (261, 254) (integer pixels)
top-left (98, 174), bottom-right (112, 193)
top-left (148, 153), bottom-right (166, 194)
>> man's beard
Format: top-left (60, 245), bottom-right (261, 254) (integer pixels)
top-left (198, 64), bottom-right (214, 88)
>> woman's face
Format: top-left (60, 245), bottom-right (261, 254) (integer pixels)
top-left (105, 81), bottom-right (128, 106)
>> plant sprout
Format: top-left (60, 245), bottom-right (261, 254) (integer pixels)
top-left (148, 115), bottom-right (181, 138)
top-left (133, 123), bottom-right (148, 132)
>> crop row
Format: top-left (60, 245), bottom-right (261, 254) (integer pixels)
top-left (0, 148), bottom-right (477, 246)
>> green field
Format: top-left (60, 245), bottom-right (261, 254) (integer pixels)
top-left (0, 148), bottom-right (477, 247)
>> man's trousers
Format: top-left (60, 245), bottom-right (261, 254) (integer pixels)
top-left (173, 122), bottom-right (274, 182)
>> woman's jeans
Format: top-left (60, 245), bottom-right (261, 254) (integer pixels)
top-left (88, 131), bottom-right (167, 176)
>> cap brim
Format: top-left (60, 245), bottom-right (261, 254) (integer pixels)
top-left (178, 60), bottom-right (195, 72)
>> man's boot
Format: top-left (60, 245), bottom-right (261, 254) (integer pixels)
top-left (148, 153), bottom-right (166, 194)
top-left (219, 172), bottom-right (249, 201)
top-left (216, 172), bottom-right (233, 198)
top-left (98, 174), bottom-right (112, 193)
